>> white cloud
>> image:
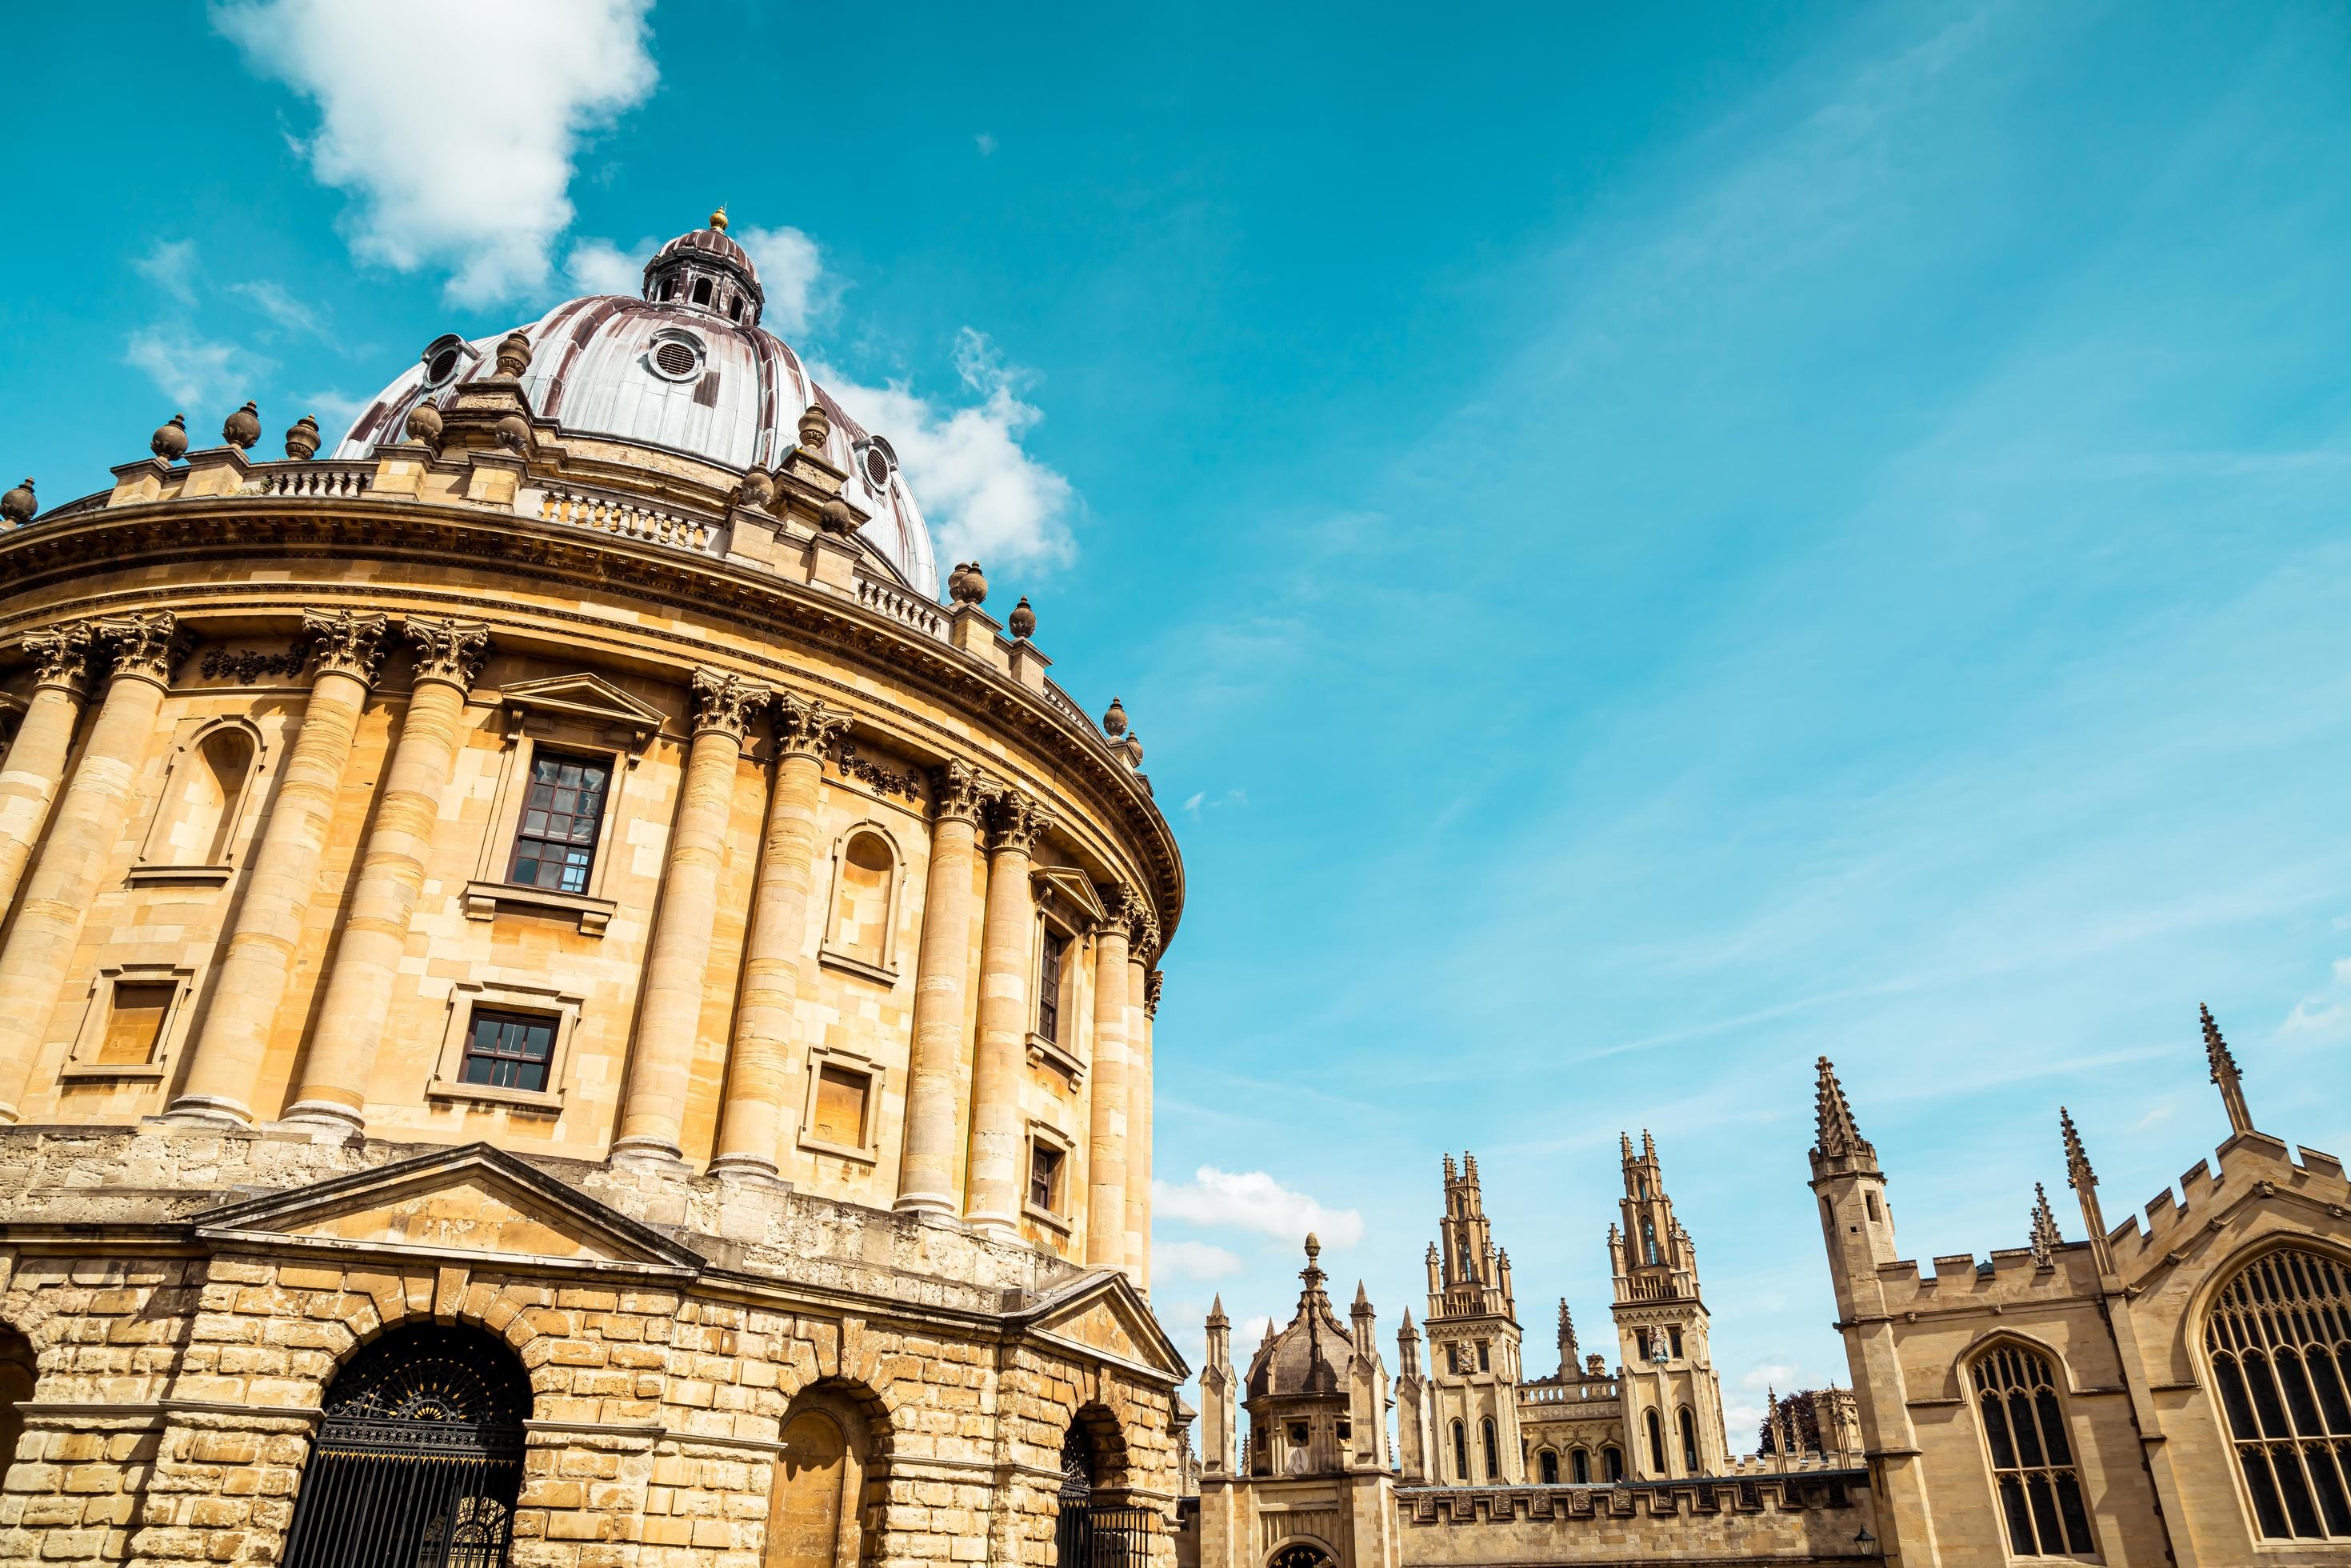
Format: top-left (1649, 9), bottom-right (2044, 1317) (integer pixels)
top-left (734, 225), bottom-right (826, 336)
top-left (975, 132), bottom-right (998, 158)
top-left (1154, 1240), bottom-right (1245, 1282)
top-left (213, 0), bottom-right (657, 305)
top-left (134, 239), bottom-right (198, 305)
top-left (566, 237), bottom-right (650, 297)
top-left (817, 330), bottom-right (1077, 570)
top-left (126, 329), bottom-right (270, 410)
top-left (298, 389), bottom-right (371, 431)
top-left (1153, 1167), bottom-right (1365, 1247)
top-left (229, 279), bottom-right (325, 338)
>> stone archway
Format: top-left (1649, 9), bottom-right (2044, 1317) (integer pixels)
top-left (767, 1391), bottom-right (874, 1568)
top-left (0, 1324), bottom-right (32, 1488)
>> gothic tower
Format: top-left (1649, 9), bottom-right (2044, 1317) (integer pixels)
top-left (1405, 1152), bottom-right (1525, 1483)
top-left (1608, 1131), bottom-right (1729, 1478)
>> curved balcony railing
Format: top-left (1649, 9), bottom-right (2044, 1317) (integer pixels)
top-left (536, 482), bottom-right (720, 556)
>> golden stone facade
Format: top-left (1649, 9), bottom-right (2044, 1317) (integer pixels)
top-left (0, 216), bottom-right (1189, 1566)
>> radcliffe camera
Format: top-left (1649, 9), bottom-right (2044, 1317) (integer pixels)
top-left (0, 6), bottom-right (2345, 1568)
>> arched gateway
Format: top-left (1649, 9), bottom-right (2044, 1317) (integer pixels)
top-left (282, 1323), bottom-right (532, 1568)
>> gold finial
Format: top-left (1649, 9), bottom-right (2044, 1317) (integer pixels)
top-left (710, 206), bottom-right (729, 232)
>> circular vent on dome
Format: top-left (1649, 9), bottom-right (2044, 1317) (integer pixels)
top-left (418, 334), bottom-right (467, 390)
top-left (651, 339), bottom-right (702, 380)
top-left (863, 447), bottom-right (890, 488)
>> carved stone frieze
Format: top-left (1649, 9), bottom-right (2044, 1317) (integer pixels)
top-left (401, 616), bottom-right (490, 690)
top-left (301, 610), bottom-right (390, 686)
top-left (829, 738), bottom-right (922, 803)
top-left (199, 647), bottom-right (306, 683)
top-left (20, 623), bottom-right (95, 695)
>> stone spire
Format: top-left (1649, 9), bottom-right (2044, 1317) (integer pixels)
top-left (2062, 1108), bottom-right (2112, 1272)
top-left (2201, 1003), bottom-right (2254, 1138)
top-left (2029, 1182), bottom-right (2063, 1268)
top-left (1557, 1299), bottom-right (1579, 1375)
top-left (1810, 1056), bottom-right (1877, 1173)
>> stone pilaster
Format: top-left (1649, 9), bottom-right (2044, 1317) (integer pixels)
top-left (963, 790), bottom-right (1050, 1237)
top-left (614, 667), bottom-right (771, 1169)
top-left (0, 624), bottom-right (95, 922)
top-left (1085, 890), bottom-right (1134, 1270)
top-left (283, 617), bottom-right (486, 1132)
top-left (894, 761), bottom-right (990, 1215)
top-left (1128, 947), bottom-right (1162, 1287)
top-left (167, 611), bottom-right (387, 1126)
top-left (0, 613), bottom-right (187, 1121)
top-left (711, 690), bottom-right (850, 1180)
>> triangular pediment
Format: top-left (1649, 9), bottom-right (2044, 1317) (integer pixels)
top-left (498, 672), bottom-right (667, 749)
top-left (195, 1142), bottom-right (702, 1275)
top-left (1031, 866), bottom-right (1107, 925)
top-left (1018, 1269), bottom-right (1190, 1382)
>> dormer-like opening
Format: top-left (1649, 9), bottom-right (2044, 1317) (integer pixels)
top-left (691, 277), bottom-right (713, 306)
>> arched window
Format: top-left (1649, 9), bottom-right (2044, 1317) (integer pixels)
top-left (282, 1323), bottom-right (530, 1568)
top-left (1450, 1419), bottom-right (1468, 1481)
top-left (2206, 1247), bottom-right (2351, 1540)
top-left (1481, 1416), bottom-right (1499, 1479)
top-left (824, 829), bottom-right (898, 974)
top-left (692, 277), bottom-right (714, 306)
top-left (1971, 1343), bottom-right (2095, 1556)
top-left (1570, 1447), bottom-right (1590, 1484)
top-left (0, 1325), bottom-right (31, 1491)
top-left (1678, 1406), bottom-right (1699, 1473)
top-left (1642, 1219), bottom-right (1661, 1267)
top-left (1645, 1408), bottom-right (1666, 1474)
top-left (1601, 1445), bottom-right (1623, 1482)
top-left (146, 724), bottom-right (256, 868)
top-left (769, 1404), bottom-right (865, 1568)
top-left (1537, 1448), bottom-right (1557, 1484)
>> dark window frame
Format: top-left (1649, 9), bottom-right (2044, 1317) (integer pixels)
top-left (507, 750), bottom-right (613, 896)
top-left (460, 1008), bottom-right (558, 1094)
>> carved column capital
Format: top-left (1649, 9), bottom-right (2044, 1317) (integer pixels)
top-left (690, 668), bottom-right (774, 742)
top-left (301, 610), bottom-right (390, 686)
top-left (1096, 882), bottom-right (1142, 941)
top-left (20, 623), bottom-right (95, 696)
top-left (1145, 970), bottom-right (1164, 1018)
top-left (401, 617), bottom-right (490, 690)
top-left (774, 690), bottom-right (851, 759)
top-left (931, 760), bottom-right (993, 826)
top-left (987, 790), bottom-right (1053, 858)
top-left (95, 612), bottom-right (192, 688)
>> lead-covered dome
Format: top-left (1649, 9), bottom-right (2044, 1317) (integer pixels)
top-left (334, 211), bottom-right (937, 594)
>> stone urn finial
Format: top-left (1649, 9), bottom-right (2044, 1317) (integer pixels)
top-left (150, 413), bottom-right (189, 462)
top-left (284, 414), bottom-right (322, 461)
top-left (222, 401), bottom-right (262, 450)
top-left (734, 466), bottom-right (775, 512)
top-left (946, 562), bottom-right (971, 602)
top-left (0, 479), bottom-right (34, 526)
top-left (494, 330), bottom-right (534, 379)
top-left (818, 495), bottom-right (858, 536)
top-left (404, 401), bottom-right (444, 450)
top-left (1008, 596), bottom-right (1036, 640)
top-left (952, 560), bottom-right (988, 606)
top-left (1102, 697), bottom-right (1128, 738)
top-left (798, 402), bottom-right (830, 451)
top-left (494, 413), bottom-right (531, 452)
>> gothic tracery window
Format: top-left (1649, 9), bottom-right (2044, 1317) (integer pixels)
top-left (1971, 1344), bottom-right (2095, 1556)
top-left (2206, 1246), bottom-right (2351, 1539)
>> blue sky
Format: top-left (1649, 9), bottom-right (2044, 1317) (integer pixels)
top-left (7, 1), bottom-right (2351, 1443)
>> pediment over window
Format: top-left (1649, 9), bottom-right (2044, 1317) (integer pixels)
top-left (194, 1142), bottom-right (702, 1276)
top-left (496, 672), bottom-right (668, 754)
top-left (1031, 866), bottom-right (1108, 927)
top-left (1016, 1268), bottom-right (1190, 1382)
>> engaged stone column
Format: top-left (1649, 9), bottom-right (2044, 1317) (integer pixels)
top-left (894, 762), bottom-right (989, 1215)
top-left (613, 667), bottom-right (770, 1169)
top-left (1124, 925), bottom-right (1160, 1286)
top-left (0, 624), bottom-right (96, 919)
top-left (962, 790), bottom-right (1050, 1237)
top-left (1083, 890), bottom-right (1134, 1270)
top-left (0, 613), bottom-right (187, 1122)
top-left (168, 611), bottom-right (387, 1126)
top-left (283, 618), bottom-right (487, 1132)
top-left (710, 691), bottom-right (849, 1180)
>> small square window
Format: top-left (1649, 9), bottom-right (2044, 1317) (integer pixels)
top-left (810, 1064), bottom-right (870, 1147)
top-left (1028, 1142), bottom-right (1065, 1214)
top-left (99, 982), bottom-right (174, 1066)
top-left (462, 1009), bottom-right (558, 1094)
top-left (508, 753), bottom-right (610, 894)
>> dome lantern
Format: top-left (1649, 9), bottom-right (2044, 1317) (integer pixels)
top-left (642, 209), bottom-right (766, 326)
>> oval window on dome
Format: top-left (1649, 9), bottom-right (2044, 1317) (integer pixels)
top-left (418, 334), bottom-right (468, 391)
top-left (860, 436), bottom-right (897, 491)
top-left (648, 336), bottom-right (704, 382)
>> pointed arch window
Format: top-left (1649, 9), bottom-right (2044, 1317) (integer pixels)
top-left (1645, 1408), bottom-right (1665, 1475)
top-left (1642, 1218), bottom-right (1661, 1267)
top-left (1569, 1447), bottom-right (1590, 1484)
top-left (1601, 1445), bottom-right (1623, 1482)
top-left (1972, 1344), bottom-right (2095, 1556)
top-left (2205, 1246), bottom-right (2351, 1540)
top-left (1679, 1406), bottom-right (1699, 1473)
top-left (1537, 1448), bottom-right (1557, 1484)
top-left (1450, 1419), bottom-right (1468, 1482)
top-left (1481, 1417), bottom-right (1498, 1479)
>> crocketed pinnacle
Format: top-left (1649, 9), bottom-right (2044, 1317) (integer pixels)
top-left (2061, 1107), bottom-right (2094, 1189)
top-left (1812, 1056), bottom-right (1877, 1167)
top-left (1206, 1294), bottom-right (1228, 1327)
top-left (2029, 1182), bottom-right (2062, 1265)
top-left (2202, 1002), bottom-right (2255, 1137)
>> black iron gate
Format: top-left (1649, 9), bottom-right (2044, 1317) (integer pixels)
top-left (282, 1324), bottom-right (530, 1568)
top-left (1054, 1425), bottom-right (1157, 1568)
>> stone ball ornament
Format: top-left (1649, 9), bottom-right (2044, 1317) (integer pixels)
top-left (222, 401), bottom-right (262, 450)
top-left (403, 401), bottom-right (444, 448)
top-left (951, 561), bottom-right (988, 606)
top-left (284, 414), bottom-right (322, 461)
top-left (0, 479), bottom-right (33, 526)
top-left (818, 495), bottom-right (858, 536)
top-left (1102, 697), bottom-right (1129, 738)
top-left (734, 466), bottom-right (775, 512)
top-left (1009, 596), bottom-right (1037, 640)
top-left (494, 413), bottom-right (531, 452)
top-left (150, 414), bottom-right (189, 462)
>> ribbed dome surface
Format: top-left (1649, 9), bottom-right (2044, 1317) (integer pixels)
top-left (334, 219), bottom-right (937, 594)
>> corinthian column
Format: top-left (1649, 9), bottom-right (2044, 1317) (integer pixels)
top-left (1125, 922), bottom-right (1160, 1285)
top-left (0, 614), bottom-right (187, 1122)
top-left (613, 668), bottom-right (770, 1169)
top-left (283, 618), bottom-right (486, 1132)
top-left (167, 611), bottom-right (386, 1126)
top-left (1083, 891), bottom-right (1134, 1270)
top-left (962, 790), bottom-right (1049, 1237)
top-left (710, 691), bottom-right (850, 1180)
top-left (894, 762), bottom-right (988, 1215)
top-left (0, 625), bottom-right (96, 919)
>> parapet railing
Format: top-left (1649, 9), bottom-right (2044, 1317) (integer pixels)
top-left (535, 482), bottom-right (721, 556)
top-left (854, 570), bottom-right (946, 640)
top-left (1522, 1381), bottom-right (1619, 1404)
top-left (246, 461), bottom-right (376, 499)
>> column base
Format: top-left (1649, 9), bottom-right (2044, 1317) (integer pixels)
top-left (156, 1095), bottom-right (257, 1129)
top-left (708, 1154), bottom-right (789, 1189)
top-left (892, 1190), bottom-right (961, 1220)
top-left (610, 1136), bottom-right (690, 1174)
top-left (963, 1210), bottom-right (1022, 1245)
top-left (276, 1099), bottom-right (366, 1138)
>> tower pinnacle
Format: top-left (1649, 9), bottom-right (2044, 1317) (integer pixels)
top-left (2201, 1003), bottom-right (2255, 1137)
top-left (2029, 1182), bottom-right (2062, 1267)
top-left (1810, 1056), bottom-right (1877, 1170)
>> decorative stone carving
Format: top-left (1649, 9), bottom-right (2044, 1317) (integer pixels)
top-left (772, 689), bottom-right (849, 757)
top-left (199, 648), bottom-right (306, 683)
top-left (1145, 969), bottom-right (1164, 1018)
top-left (818, 496), bottom-right (857, 536)
top-left (1102, 696), bottom-right (1129, 738)
top-left (734, 466), bottom-right (775, 512)
top-left (302, 610), bottom-right (390, 684)
top-left (798, 402), bottom-right (830, 450)
top-left (21, 623), bottom-right (95, 694)
top-left (494, 330), bottom-right (534, 378)
top-left (404, 401), bottom-right (444, 449)
top-left (284, 414), bottom-right (322, 461)
top-left (0, 480), bottom-right (34, 526)
top-left (150, 414), bottom-right (190, 462)
top-left (1008, 596), bottom-right (1037, 640)
top-left (831, 738), bottom-right (922, 802)
top-left (494, 413), bottom-right (531, 452)
top-left (989, 790), bottom-right (1053, 858)
top-left (401, 616), bottom-right (490, 689)
top-left (690, 667), bottom-right (774, 741)
top-left (222, 401), bottom-right (262, 450)
top-left (1126, 902), bottom-right (1161, 959)
top-left (1099, 881), bottom-right (1142, 936)
top-left (95, 611), bottom-right (190, 686)
top-left (932, 759), bottom-right (990, 826)
top-left (951, 560), bottom-right (988, 606)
